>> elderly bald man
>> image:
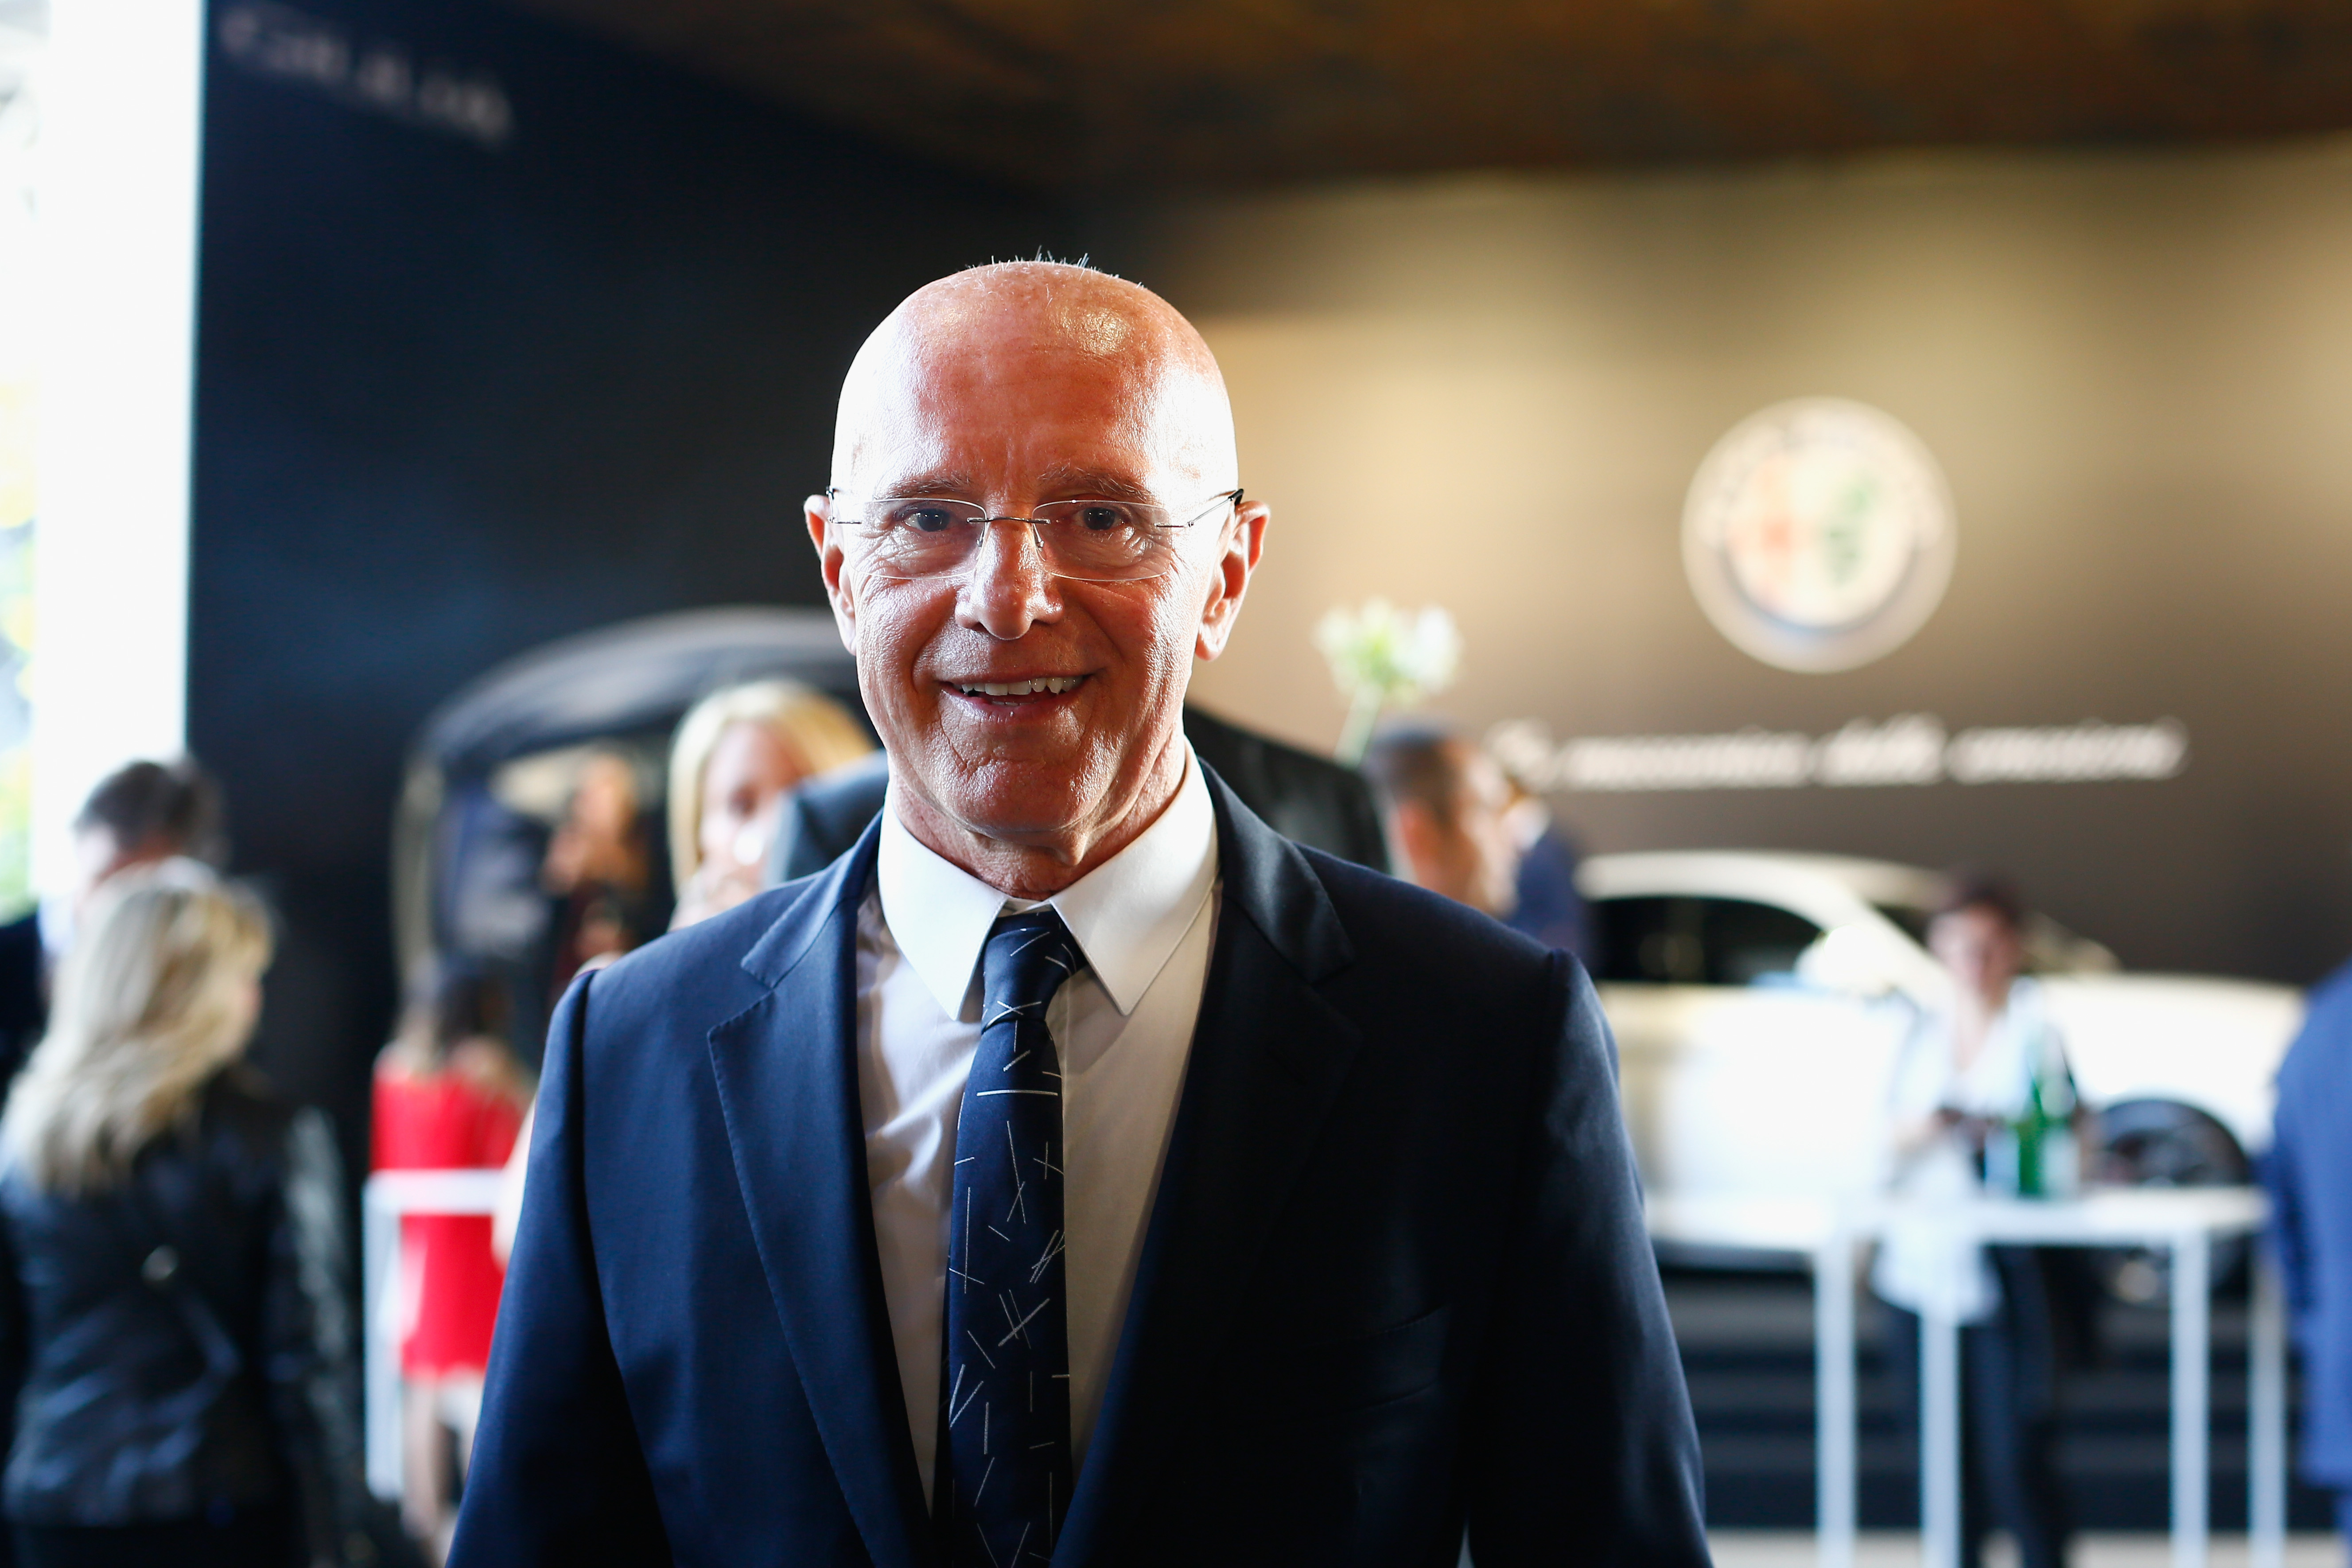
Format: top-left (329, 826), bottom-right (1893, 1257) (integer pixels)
top-left (453, 265), bottom-right (1707, 1568)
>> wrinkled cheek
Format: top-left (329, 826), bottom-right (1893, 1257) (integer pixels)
top-left (851, 594), bottom-right (949, 745)
top-left (1150, 600), bottom-right (1201, 692)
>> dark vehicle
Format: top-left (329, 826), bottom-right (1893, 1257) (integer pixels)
top-left (394, 607), bottom-right (866, 1068)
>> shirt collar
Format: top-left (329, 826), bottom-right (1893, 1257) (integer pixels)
top-left (876, 747), bottom-right (1218, 1020)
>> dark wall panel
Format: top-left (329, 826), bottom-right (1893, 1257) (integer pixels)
top-left (190, 0), bottom-right (1066, 1143)
top-left (1108, 161), bottom-right (2352, 987)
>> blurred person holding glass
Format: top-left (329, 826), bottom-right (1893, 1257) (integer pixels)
top-left (1875, 872), bottom-right (2077, 1568)
top-left (372, 967), bottom-right (531, 1564)
top-left (0, 861), bottom-right (362, 1568)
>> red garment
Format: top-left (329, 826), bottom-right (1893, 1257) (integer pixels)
top-left (371, 1062), bottom-right (526, 1379)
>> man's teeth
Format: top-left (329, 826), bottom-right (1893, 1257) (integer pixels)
top-left (958, 677), bottom-right (1083, 697)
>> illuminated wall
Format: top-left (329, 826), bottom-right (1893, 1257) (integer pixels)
top-left (24, 0), bottom-right (206, 912)
top-left (1099, 143), bottom-right (2352, 982)
top-left (0, 12), bottom-right (34, 916)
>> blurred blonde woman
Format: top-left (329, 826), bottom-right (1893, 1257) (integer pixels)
top-left (665, 679), bottom-right (871, 929)
top-left (0, 861), bottom-right (362, 1568)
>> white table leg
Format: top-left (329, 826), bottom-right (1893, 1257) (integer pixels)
top-left (2172, 1230), bottom-right (2212, 1568)
top-left (362, 1183), bottom-right (403, 1503)
top-left (1922, 1306), bottom-right (1962, 1568)
top-left (1817, 1231), bottom-right (1857, 1568)
top-left (2248, 1251), bottom-right (2286, 1568)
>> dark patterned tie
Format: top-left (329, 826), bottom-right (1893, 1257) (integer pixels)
top-left (938, 909), bottom-right (1083, 1567)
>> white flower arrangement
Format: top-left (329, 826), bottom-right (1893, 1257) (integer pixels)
top-left (1313, 599), bottom-right (1462, 764)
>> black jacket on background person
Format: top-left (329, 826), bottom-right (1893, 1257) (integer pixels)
top-left (0, 1066), bottom-right (365, 1564)
top-left (0, 915), bottom-right (41, 1087)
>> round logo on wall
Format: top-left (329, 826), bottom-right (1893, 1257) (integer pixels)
top-left (1682, 398), bottom-right (1955, 673)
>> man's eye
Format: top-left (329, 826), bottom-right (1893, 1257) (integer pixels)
top-left (1073, 504), bottom-right (1131, 533)
top-left (886, 504), bottom-right (961, 533)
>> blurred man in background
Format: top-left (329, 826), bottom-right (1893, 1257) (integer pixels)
top-left (2266, 956), bottom-right (2352, 1551)
top-left (0, 758), bottom-right (225, 1082)
top-left (1368, 728), bottom-right (1593, 959)
top-left (1499, 770), bottom-right (1590, 965)
top-left (1364, 725), bottom-right (1522, 919)
top-left (66, 758), bottom-right (227, 930)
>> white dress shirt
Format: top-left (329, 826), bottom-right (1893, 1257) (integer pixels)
top-left (856, 751), bottom-right (1218, 1501)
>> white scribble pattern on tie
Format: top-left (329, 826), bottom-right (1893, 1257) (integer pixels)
top-left (938, 910), bottom-right (1081, 1565)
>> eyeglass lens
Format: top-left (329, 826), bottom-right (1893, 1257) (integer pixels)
top-left (841, 493), bottom-right (1233, 582)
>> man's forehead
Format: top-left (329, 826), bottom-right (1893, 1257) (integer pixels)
top-left (835, 265), bottom-right (1235, 489)
top-left (882, 304), bottom-right (1189, 420)
top-left (858, 460), bottom-right (1163, 502)
top-left (841, 401), bottom-right (1220, 500)
top-left (896, 262), bottom-right (1182, 350)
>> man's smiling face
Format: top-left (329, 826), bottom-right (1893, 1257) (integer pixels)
top-left (810, 265), bottom-right (1262, 892)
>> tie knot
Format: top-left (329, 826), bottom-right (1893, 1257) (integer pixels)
top-left (981, 909), bottom-right (1085, 1020)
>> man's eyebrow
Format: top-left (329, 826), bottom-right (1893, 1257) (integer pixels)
top-left (1033, 464), bottom-right (1157, 503)
top-left (871, 471), bottom-right (978, 498)
top-left (865, 465), bottom-right (1160, 503)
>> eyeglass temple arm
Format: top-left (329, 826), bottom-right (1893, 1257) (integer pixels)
top-left (1186, 487), bottom-right (1245, 525)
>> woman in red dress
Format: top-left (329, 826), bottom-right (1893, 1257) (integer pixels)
top-left (372, 969), bottom-right (531, 1565)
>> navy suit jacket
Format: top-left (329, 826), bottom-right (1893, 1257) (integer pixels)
top-left (451, 772), bottom-right (1709, 1566)
top-left (2267, 959), bottom-right (2352, 1486)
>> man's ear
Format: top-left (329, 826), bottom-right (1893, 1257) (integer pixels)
top-left (808, 494), bottom-right (859, 656)
top-left (1194, 498), bottom-right (1268, 662)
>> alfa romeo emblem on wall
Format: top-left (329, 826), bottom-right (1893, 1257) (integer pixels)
top-left (1683, 398), bottom-right (1956, 673)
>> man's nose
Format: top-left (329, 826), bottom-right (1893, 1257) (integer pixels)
top-left (959, 516), bottom-right (1060, 638)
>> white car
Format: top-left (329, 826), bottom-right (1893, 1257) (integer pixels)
top-left (1582, 852), bottom-right (2303, 1269)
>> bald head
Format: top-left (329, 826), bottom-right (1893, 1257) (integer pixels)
top-left (808, 261), bottom-right (1268, 899)
top-left (832, 263), bottom-right (1236, 499)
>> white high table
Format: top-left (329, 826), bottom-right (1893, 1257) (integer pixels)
top-left (360, 1168), bottom-right (508, 1502)
top-left (1647, 1190), bottom-right (2286, 1568)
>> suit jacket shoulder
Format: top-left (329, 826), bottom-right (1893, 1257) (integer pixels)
top-left (1301, 844), bottom-right (1561, 999)
top-left (576, 878), bottom-right (824, 1043)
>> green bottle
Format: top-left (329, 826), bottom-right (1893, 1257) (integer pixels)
top-left (2013, 1070), bottom-right (2048, 1198)
top-left (2002, 1038), bottom-right (2078, 1200)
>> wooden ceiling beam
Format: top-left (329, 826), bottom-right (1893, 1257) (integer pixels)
top-left (509, 0), bottom-right (2352, 191)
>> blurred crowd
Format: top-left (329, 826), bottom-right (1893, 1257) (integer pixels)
top-left (0, 670), bottom-right (878, 1567)
top-left (0, 685), bottom-right (2345, 1567)
top-left (0, 762), bottom-right (365, 1567)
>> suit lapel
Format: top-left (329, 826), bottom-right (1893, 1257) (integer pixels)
top-left (707, 825), bottom-right (935, 1568)
top-left (1055, 774), bottom-right (1361, 1565)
